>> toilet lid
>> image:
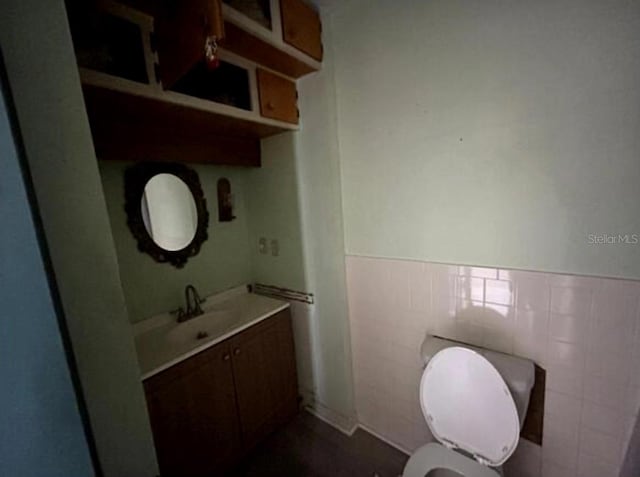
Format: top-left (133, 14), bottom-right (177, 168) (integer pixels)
top-left (420, 347), bottom-right (520, 467)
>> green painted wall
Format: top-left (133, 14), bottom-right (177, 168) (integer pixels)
top-left (330, 0), bottom-right (640, 279)
top-left (100, 161), bottom-right (252, 323)
top-left (243, 54), bottom-right (356, 422)
top-left (0, 0), bottom-right (159, 475)
top-left (246, 134), bottom-right (307, 291)
top-left (293, 42), bottom-right (355, 422)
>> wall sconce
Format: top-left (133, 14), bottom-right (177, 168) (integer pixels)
top-left (217, 178), bottom-right (235, 222)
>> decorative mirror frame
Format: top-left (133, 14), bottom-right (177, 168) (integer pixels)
top-left (124, 162), bottom-right (209, 268)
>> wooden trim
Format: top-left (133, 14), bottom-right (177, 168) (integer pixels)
top-left (93, 122), bottom-right (261, 166)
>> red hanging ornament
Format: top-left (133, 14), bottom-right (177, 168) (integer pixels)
top-left (204, 35), bottom-right (220, 70)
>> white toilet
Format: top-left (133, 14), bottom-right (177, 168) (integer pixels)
top-left (403, 336), bottom-right (536, 477)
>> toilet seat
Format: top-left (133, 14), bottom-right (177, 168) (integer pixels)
top-left (403, 443), bottom-right (500, 477)
top-left (420, 347), bottom-right (520, 467)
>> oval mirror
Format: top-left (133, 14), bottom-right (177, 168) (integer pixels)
top-left (125, 163), bottom-right (209, 267)
top-left (141, 174), bottom-right (198, 251)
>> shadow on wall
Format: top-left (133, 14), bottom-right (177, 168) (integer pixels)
top-left (621, 414), bottom-right (640, 477)
top-left (288, 301), bottom-right (318, 405)
top-left (435, 303), bottom-right (516, 351)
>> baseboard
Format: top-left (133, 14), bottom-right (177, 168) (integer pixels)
top-left (304, 402), bottom-right (358, 436)
top-left (356, 423), bottom-right (412, 456)
top-left (304, 404), bottom-right (413, 458)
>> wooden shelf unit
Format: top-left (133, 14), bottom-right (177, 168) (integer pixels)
top-left (73, 3), bottom-right (303, 166)
top-left (69, 0), bottom-right (320, 167)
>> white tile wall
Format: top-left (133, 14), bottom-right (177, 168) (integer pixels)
top-left (345, 256), bottom-right (640, 477)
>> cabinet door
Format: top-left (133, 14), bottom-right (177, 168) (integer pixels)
top-left (144, 343), bottom-right (241, 477)
top-left (256, 68), bottom-right (298, 124)
top-left (280, 0), bottom-right (323, 61)
top-left (154, 0), bottom-right (225, 89)
top-left (230, 309), bottom-right (298, 450)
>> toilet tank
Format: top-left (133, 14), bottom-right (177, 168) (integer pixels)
top-left (420, 335), bottom-right (536, 426)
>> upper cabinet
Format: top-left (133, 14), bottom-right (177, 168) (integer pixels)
top-left (256, 68), bottom-right (298, 124)
top-left (280, 0), bottom-right (322, 61)
top-left (66, 0), bottom-right (322, 167)
top-left (220, 0), bottom-right (322, 78)
top-left (153, 0), bottom-right (225, 89)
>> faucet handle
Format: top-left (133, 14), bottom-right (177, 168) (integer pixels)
top-left (170, 307), bottom-right (186, 322)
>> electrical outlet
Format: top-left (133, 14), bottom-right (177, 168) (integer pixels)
top-left (258, 237), bottom-right (268, 254)
top-left (270, 239), bottom-right (279, 256)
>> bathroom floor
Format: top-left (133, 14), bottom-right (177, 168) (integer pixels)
top-left (228, 411), bottom-right (408, 477)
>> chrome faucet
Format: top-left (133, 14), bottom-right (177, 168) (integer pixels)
top-left (173, 284), bottom-right (205, 322)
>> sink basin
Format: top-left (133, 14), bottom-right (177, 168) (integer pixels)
top-left (134, 289), bottom-right (290, 379)
top-left (167, 309), bottom-right (236, 345)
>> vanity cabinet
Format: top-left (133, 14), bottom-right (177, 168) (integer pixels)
top-left (144, 342), bottom-right (241, 477)
top-left (228, 309), bottom-right (298, 449)
top-left (144, 309), bottom-right (298, 476)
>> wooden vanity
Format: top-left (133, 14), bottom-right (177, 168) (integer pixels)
top-left (140, 305), bottom-right (298, 476)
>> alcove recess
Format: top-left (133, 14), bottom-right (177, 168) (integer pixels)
top-left (67, 0), bottom-right (323, 168)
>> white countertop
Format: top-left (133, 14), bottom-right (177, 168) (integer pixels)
top-left (134, 286), bottom-right (289, 380)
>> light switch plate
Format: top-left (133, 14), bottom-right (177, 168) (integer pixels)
top-left (258, 237), bottom-right (268, 254)
top-left (270, 239), bottom-right (279, 256)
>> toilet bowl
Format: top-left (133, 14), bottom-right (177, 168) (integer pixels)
top-left (403, 442), bottom-right (500, 477)
top-left (403, 345), bottom-right (528, 477)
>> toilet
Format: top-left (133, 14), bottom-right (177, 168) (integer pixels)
top-left (403, 336), bottom-right (536, 477)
